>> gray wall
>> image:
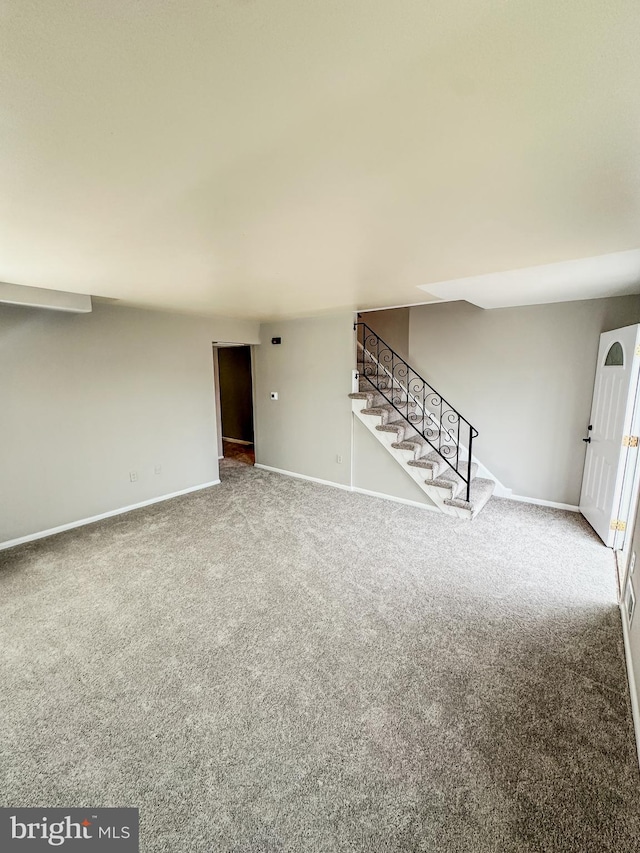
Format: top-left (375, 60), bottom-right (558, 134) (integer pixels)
top-left (218, 346), bottom-right (254, 443)
top-left (253, 310), bottom-right (436, 505)
top-left (624, 495), bottom-right (640, 762)
top-left (352, 418), bottom-right (433, 505)
top-left (254, 313), bottom-right (354, 485)
top-left (359, 307), bottom-right (410, 361)
top-left (0, 302), bottom-right (259, 543)
top-left (409, 296), bottom-right (640, 504)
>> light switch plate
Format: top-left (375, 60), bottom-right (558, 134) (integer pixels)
top-left (626, 580), bottom-right (636, 626)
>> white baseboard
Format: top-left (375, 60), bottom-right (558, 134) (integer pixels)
top-left (620, 600), bottom-right (640, 772)
top-left (508, 494), bottom-right (580, 512)
top-left (254, 464), bottom-right (352, 492)
top-left (256, 463), bottom-right (581, 514)
top-left (222, 437), bottom-right (254, 446)
top-left (352, 486), bottom-right (438, 511)
top-left (0, 481), bottom-right (221, 552)
top-left (254, 464), bottom-right (436, 511)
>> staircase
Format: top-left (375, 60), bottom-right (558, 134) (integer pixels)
top-left (349, 321), bottom-right (496, 519)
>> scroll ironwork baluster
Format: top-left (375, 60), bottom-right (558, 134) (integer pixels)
top-left (355, 319), bottom-right (478, 504)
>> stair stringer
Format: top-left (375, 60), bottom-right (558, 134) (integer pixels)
top-left (352, 397), bottom-right (476, 519)
top-left (356, 343), bottom-right (511, 499)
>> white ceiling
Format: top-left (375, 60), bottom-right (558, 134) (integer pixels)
top-left (1, 1), bottom-right (639, 320)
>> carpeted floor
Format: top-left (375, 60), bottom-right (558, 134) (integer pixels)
top-left (1, 464), bottom-right (639, 851)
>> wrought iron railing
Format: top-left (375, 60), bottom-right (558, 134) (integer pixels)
top-left (355, 320), bottom-right (478, 501)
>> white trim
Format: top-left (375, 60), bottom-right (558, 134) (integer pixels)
top-left (254, 463), bottom-right (436, 511)
top-left (250, 344), bottom-right (259, 462)
top-left (254, 464), bottom-right (352, 491)
top-left (620, 599), bottom-right (640, 771)
top-left (218, 455), bottom-right (224, 460)
top-left (0, 481), bottom-right (221, 551)
top-left (508, 494), bottom-right (580, 512)
top-left (358, 299), bottom-right (441, 313)
top-left (222, 437), bottom-right (254, 445)
top-left (352, 486), bottom-right (438, 511)
top-left (212, 346), bottom-right (224, 460)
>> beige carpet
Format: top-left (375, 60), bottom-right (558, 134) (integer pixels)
top-left (1, 465), bottom-right (639, 851)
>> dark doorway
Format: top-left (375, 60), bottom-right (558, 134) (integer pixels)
top-left (216, 345), bottom-right (255, 467)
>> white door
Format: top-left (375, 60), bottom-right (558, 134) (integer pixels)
top-left (580, 325), bottom-right (640, 547)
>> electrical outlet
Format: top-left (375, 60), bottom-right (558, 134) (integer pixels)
top-left (630, 551), bottom-right (636, 576)
top-left (336, 455), bottom-right (343, 464)
top-left (626, 581), bottom-right (636, 625)
top-left (129, 471), bottom-right (138, 483)
top-left (154, 464), bottom-right (162, 475)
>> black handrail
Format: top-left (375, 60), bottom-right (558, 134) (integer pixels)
top-left (355, 320), bottom-right (478, 502)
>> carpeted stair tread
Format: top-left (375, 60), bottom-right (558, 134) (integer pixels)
top-left (360, 403), bottom-right (394, 413)
top-left (376, 420), bottom-right (405, 433)
top-left (406, 449), bottom-right (451, 477)
top-left (357, 362), bottom-right (387, 372)
top-left (352, 349), bottom-right (495, 518)
top-left (357, 362), bottom-right (386, 375)
top-left (375, 418), bottom-right (420, 441)
top-left (357, 360), bottom-right (400, 380)
top-left (362, 400), bottom-right (417, 421)
top-left (358, 376), bottom-right (391, 391)
top-left (393, 435), bottom-right (430, 453)
top-left (356, 387), bottom-right (411, 404)
top-left (393, 436), bottom-right (443, 458)
top-left (430, 463), bottom-right (479, 498)
top-left (358, 381), bottom-right (391, 394)
top-left (359, 405), bottom-right (402, 423)
top-left (358, 375), bottom-right (388, 386)
top-left (388, 402), bottom-right (416, 415)
top-left (394, 430), bottom-right (428, 443)
top-left (444, 477), bottom-right (496, 515)
top-left (377, 404), bottom-right (417, 421)
top-left (358, 375), bottom-right (390, 387)
top-left (349, 390), bottom-right (390, 409)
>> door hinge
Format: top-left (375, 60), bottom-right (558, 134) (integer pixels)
top-left (636, 344), bottom-right (640, 356)
top-left (610, 519), bottom-right (627, 532)
top-left (623, 435), bottom-right (639, 447)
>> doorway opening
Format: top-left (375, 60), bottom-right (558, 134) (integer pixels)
top-left (213, 344), bottom-right (255, 470)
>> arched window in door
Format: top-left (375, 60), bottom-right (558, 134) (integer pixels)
top-left (604, 341), bottom-right (624, 366)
